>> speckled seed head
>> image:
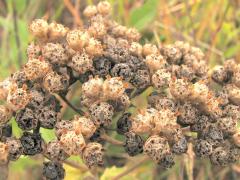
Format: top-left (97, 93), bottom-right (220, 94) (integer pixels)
top-left (20, 132), bottom-right (43, 155)
top-left (0, 105), bottom-right (12, 126)
top-left (151, 108), bottom-right (178, 134)
top-left (228, 146), bottom-right (240, 163)
top-left (89, 102), bottom-right (114, 127)
top-left (43, 71), bottom-right (69, 93)
top-left (88, 21), bottom-right (106, 39)
top-left (172, 136), bottom-right (188, 154)
top-left (149, 95), bottom-right (176, 112)
top-left (232, 66), bottom-right (240, 87)
top-left (26, 43), bottom-right (41, 58)
top-left (217, 117), bottom-right (237, 135)
top-left (55, 120), bottom-right (73, 139)
top-left (15, 107), bottom-right (38, 131)
top-left (169, 78), bottom-right (192, 100)
top-left (82, 77), bottom-right (103, 98)
top-left (142, 44), bottom-right (159, 57)
top-left (125, 28), bottom-right (141, 42)
top-left (161, 45), bottom-right (182, 64)
top-left (232, 131), bottom-right (240, 147)
top-left (152, 69), bottom-right (171, 89)
top-left (124, 132), bottom-right (144, 156)
top-left (226, 84), bottom-right (240, 105)
top-left (190, 115), bottom-right (210, 132)
top-left (211, 66), bottom-right (231, 84)
top-left (29, 19), bottom-right (48, 39)
top-left (48, 22), bottom-right (68, 40)
top-left (85, 38), bottom-right (103, 56)
top-left (0, 78), bottom-right (13, 100)
top-left (68, 52), bottom-right (93, 74)
top-left (194, 140), bottom-right (212, 158)
top-left (189, 81), bottom-right (209, 103)
top-left (24, 58), bottom-right (52, 81)
top-left (38, 106), bottom-right (59, 129)
top-left (111, 24), bottom-right (128, 37)
top-left (82, 142), bottom-right (104, 169)
top-left (130, 108), bottom-right (155, 134)
top-left (144, 135), bottom-right (170, 163)
top-left (129, 42), bottom-right (143, 57)
top-left (223, 104), bottom-right (240, 121)
top-left (45, 140), bottom-right (69, 161)
top-left (7, 84), bottom-right (31, 111)
top-left (108, 93), bottom-right (130, 111)
top-left (102, 77), bottom-right (125, 100)
top-left (83, 5), bottom-right (98, 17)
top-left (144, 54), bottom-right (167, 72)
top-left (60, 131), bottom-right (86, 155)
top-left (42, 43), bottom-right (69, 65)
top-left (158, 152), bottom-right (175, 169)
top-left (72, 115), bottom-right (96, 138)
top-left (110, 63), bottom-right (133, 81)
top-left (130, 69), bottom-right (151, 89)
top-left (174, 41), bottom-right (191, 55)
top-left (6, 137), bottom-right (23, 161)
top-left (97, 1), bottom-right (111, 16)
top-left (177, 102), bottom-right (198, 125)
top-left (116, 113), bottom-right (132, 135)
top-left (0, 142), bottom-right (9, 165)
top-left (66, 30), bottom-right (90, 51)
top-left (43, 161), bottom-right (65, 180)
top-left (210, 147), bottom-right (229, 166)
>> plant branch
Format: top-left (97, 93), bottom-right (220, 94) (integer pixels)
top-left (112, 156), bottom-right (149, 180)
top-left (101, 134), bottom-right (124, 146)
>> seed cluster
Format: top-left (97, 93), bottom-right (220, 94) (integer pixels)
top-left (0, 1), bottom-right (239, 179)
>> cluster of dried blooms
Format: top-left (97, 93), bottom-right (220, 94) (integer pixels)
top-left (0, 1), bottom-right (239, 179)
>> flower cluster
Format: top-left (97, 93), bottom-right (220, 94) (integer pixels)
top-left (0, 1), bottom-right (239, 179)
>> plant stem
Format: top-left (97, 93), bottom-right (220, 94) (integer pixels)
top-left (59, 94), bottom-right (84, 116)
top-left (101, 134), bottom-right (124, 146)
top-left (112, 156), bottom-right (149, 180)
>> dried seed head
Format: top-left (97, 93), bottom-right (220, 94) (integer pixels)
top-left (152, 69), bottom-right (171, 89)
top-left (85, 38), bottom-right (103, 56)
top-left (60, 130), bottom-right (86, 155)
top-left (110, 63), bottom-right (133, 81)
top-left (89, 102), bottom-right (114, 127)
top-left (23, 58), bottom-right (52, 80)
top-left (0, 105), bottom-right (12, 126)
top-left (26, 42), bottom-right (41, 58)
top-left (174, 41), bottom-right (191, 55)
top-left (93, 56), bottom-right (114, 77)
top-left (43, 71), bottom-right (69, 93)
top-left (82, 77), bottom-right (103, 98)
top-left (111, 25), bottom-right (128, 37)
top-left (177, 102), bottom-right (198, 125)
top-left (190, 115), bottom-right (210, 132)
top-left (0, 142), bottom-right (9, 165)
top-left (68, 52), bottom-right (93, 74)
top-left (82, 142), bottom-right (104, 169)
top-left (172, 136), bottom-right (188, 154)
top-left (0, 124), bottom-right (12, 140)
top-left (210, 147), bottom-right (229, 166)
top-left (158, 152), bottom-right (175, 169)
top-left (217, 117), bottom-right (237, 135)
top-left (228, 146), bottom-right (240, 163)
top-left (142, 44), bottom-right (159, 57)
top-left (15, 107), bottom-right (38, 131)
top-left (83, 5), bottom-right (98, 17)
top-left (144, 135), bottom-right (170, 163)
top-left (102, 77), bottom-right (125, 100)
top-left (7, 84), bottom-right (31, 111)
top-left (169, 78), bottom-right (192, 100)
top-left (29, 19), bottom-right (48, 39)
top-left (45, 140), bottom-right (69, 161)
top-left (124, 132), bottom-right (144, 156)
top-left (66, 30), bottom-right (90, 51)
top-left (72, 115), bottom-right (96, 138)
top-left (144, 54), bottom-right (167, 72)
top-left (20, 132), bottom-right (43, 155)
top-left (97, 1), bottom-right (111, 16)
top-left (108, 93), bottom-right (130, 111)
top-left (6, 137), bottom-right (23, 161)
top-left (125, 28), bottom-right (141, 42)
top-left (161, 45), bottom-right (182, 64)
top-left (194, 139), bottom-right (213, 158)
top-left (88, 22), bottom-right (106, 38)
top-left (43, 161), bottom-right (65, 180)
top-left (0, 78), bottom-right (13, 100)
top-left (38, 106), bottom-right (59, 129)
top-left (130, 108), bottom-right (155, 134)
top-left (55, 120), bottom-right (73, 139)
top-left (42, 43), bottom-right (69, 65)
top-left (48, 22), bottom-right (68, 40)
top-left (116, 113), bottom-right (132, 135)
top-left (130, 69), bottom-right (151, 89)
top-left (226, 84), bottom-right (240, 105)
top-left (129, 42), bottom-right (143, 57)
top-left (211, 66), bottom-right (231, 84)
top-left (80, 94), bottom-right (98, 108)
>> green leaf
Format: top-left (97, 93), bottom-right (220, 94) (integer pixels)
top-left (130, 0), bottom-right (159, 30)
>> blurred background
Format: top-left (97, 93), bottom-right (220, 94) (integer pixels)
top-left (0, 0), bottom-right (240, 179)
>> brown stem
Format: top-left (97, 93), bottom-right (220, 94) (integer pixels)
top-left (112, 156), bottom-right (149, 180)
top-left (101, 134), bottom-right (124, 146)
